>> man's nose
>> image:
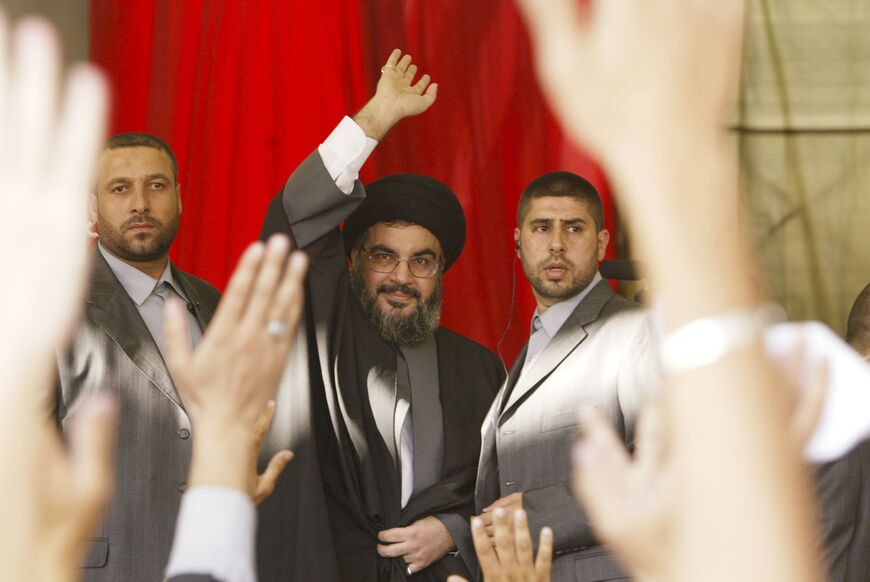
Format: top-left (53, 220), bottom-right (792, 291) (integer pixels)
top-left (131, 185), bottom-right (150, 213)
top-left (389, 259), bottom-right (413, 284)
top-left (548, 229), bottom-right (565, 253)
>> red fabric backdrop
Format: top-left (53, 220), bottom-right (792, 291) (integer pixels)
top-left (90, 0), bottom-right (616, 366)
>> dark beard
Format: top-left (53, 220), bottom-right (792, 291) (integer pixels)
top-left (98, 213), bottom-right (179, 262)
top-left (350, 261), bottom-right (442, 346)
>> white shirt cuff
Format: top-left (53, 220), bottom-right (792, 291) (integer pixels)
top-left (764, 321), bottom-right (870, 463)
top-left (317, 115), bottom-right (378, 194)
top-left (165, 486), bottom-right (257, 582)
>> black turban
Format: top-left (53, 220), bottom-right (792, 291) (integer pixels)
top-left (342, 174), bottom-right (466, 272)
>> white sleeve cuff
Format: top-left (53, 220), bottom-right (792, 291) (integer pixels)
top-left (765, 321), bottom-right (870, 463)
top-left (317, 115), bottom-right (378, 194)
top-left (165, 486), bottom-right (257, 582)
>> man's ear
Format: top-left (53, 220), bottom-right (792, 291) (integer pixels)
top-left (513, 227), bottom-right (521, 258)
top-left (177, 183), bottom-right (182, 214)
top-left (88, 192), bottom-right (98, 224)
top-left (597, 228), bottom-right (610, 261)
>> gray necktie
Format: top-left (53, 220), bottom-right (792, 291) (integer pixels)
top-left (400, 336), bottom-right (444, 497)
top-left (152, 282), bottom-right (203, 360)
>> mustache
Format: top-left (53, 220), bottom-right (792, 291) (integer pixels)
top-left (538, 256), bottom-right (575, 270)
top-left (377, 283), bottom-right (421, 301)
top-left (122, 215), bottom-right (162, 231)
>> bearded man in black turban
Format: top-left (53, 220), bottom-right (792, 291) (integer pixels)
top-left (256, 51), bottom-right (504, 582)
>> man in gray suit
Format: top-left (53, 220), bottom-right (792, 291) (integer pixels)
top-left (56, 133), bottom-right (221, 582)
top-left (471, 172), bottom-right (658, 582)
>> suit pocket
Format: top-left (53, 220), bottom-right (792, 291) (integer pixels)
top-left (540, 409), bottom-right (581, 433)
top-left (83, 538), bottom-right (109, 568)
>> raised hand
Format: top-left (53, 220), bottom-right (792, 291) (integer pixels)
top-left (353, 48), bottom-right (438, 141)
top-left (164, 234), bottom-right (307, 497)
top-left (0, 13), bottom-right (107, 392)
top-left (572, 406), bottom-right (674, 582)
top-left (0, 11), bottom-right (112, 582)
top-left (447, 509), bottom-right (552, 582)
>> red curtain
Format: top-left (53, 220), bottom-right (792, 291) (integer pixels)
top-left (90, 0), bottom-right (616, 366)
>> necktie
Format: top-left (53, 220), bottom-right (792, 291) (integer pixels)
top-left (152, 282), bottom-right (203, 360)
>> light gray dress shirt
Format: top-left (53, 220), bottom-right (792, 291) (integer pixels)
top-left (98, 243), bottom-right (203, 360)
top-left (522, 271), bottom-right (603, 371)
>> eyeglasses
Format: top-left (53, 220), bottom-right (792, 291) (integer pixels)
top-left (360, 248), bottom-right (442, 278)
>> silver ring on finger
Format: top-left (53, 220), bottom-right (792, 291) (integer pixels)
top-left (266, 319), bottom-right (289, 339)
top-left (406, 565), bottom-right (413, 576)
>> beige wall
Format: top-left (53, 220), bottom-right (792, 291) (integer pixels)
top-left (5, 0), bottom-right (88, 62)
top-left (739, 0), bottom-right (870, 336)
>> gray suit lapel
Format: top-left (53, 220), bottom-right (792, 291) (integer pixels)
top-left (171, 265), bottom-right (215, 330)
top-left (88, 252), bottom-right (184, 409)
top-left (499, 280), bottom-right (615, 420)
top-left (476, 347), bottom-right (525, 510)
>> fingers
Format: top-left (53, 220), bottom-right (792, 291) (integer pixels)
top-left (534, 527), bottom-right (554, 580)
top-left (412, 73), bottom-right (431, 95)
top-left (470, 516), bottom-right (500, 577)
top-left (572, 409), bottom-right (631, 528)
top-left (513, 510), bottom-right (534, 569)
top-left (404, 63), bottom-right (417, 83)
top-left (254, 449), bottom-right (293, 505)
top-left (377, 527), bottom-right (408, 544)
top-left (266, 250), bottom-right (308, 341)
top-left (384, 48), bottom-right (401, 68)
top-left (395, 53), bottom-right (412, 75)
top-left (207, 241), bottom-right (265, 337)
top-left (492, 508), bottom-right (519, 569)
top-left (375, 541), bottom-right (410, 558)
top-left (634, 401), bottom-right (666, 475)
top-left (49, 63), bottom-right (108, 221)
top-left (239, 234), bottom-right (291, 333)
top-left (164, 297), bottom-right (194, 381)
top-left (425, 82), bottom-right (438, 98)
top-left (10, 18), bottom-right (59, 190)
top-left (68, 393), bottom-right (117, 536)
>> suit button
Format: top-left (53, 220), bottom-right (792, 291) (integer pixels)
top-left (178, 482), bottom-right (187, 493)
top-left (177, 428), bottom-right (190, 439)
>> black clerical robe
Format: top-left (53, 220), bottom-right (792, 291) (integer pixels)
top-left (257, 150), bottom-right (503, 581)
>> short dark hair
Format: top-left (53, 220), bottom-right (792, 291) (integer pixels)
top-left (103, 132), bottom-right (179, 181)
top-left (517, 171), bottom-right (604, 230)
top-left (847, 282), bottom-right (870, 354)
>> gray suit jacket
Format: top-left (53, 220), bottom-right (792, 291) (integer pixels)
top-left (472, 280), bottom-right (658, 582)
top-left (56, 250), bottom-right (220, 582)
top-left (815, 438), bottom-right (870, 582)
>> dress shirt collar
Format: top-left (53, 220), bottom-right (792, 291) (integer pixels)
top-left (531, 271), bottom-right (603, 339)
top-left (98, 242), bottom-right (179, 306)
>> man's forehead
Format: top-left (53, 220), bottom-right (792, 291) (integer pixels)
top-left (525, 196), bottom-right (594, 221)
top-left (366, 221), bottom-right (443, 253)
top-left (98, 147), bottom-right (174, 179)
